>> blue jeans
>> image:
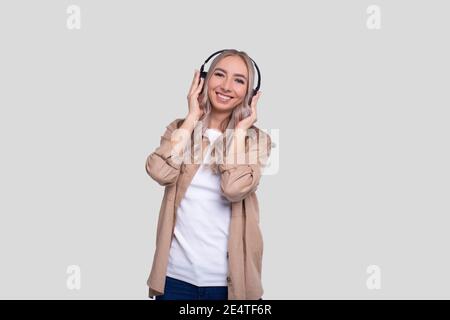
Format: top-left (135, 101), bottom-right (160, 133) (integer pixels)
top-left (155, 276), bottom-right (228, 300)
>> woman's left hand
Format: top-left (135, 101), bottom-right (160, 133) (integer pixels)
top-left (236, 91), bottom-right (262, 131)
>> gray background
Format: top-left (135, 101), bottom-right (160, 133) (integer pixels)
top-left (0, 0), bottom-right (449, 299)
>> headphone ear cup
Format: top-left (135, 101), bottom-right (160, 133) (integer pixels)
top-left (198, 72), bottom-right (206, 95)
top-left (198, 71), bottom-right (207, 90)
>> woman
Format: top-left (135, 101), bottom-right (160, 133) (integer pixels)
top-left (145, 49), bottom-right (272, 300)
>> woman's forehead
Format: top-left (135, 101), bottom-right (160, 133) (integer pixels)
top-left (216, 56), bottom-right (248, 75)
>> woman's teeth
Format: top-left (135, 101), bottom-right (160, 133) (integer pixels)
top-left (217, 92), bottom-right (232, 102)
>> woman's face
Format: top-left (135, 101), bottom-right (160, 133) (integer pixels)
top-left (207, 55), bottom-right (249, 112)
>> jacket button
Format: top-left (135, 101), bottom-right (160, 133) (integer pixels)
top-left (226, 276), bottom-right (231, 283)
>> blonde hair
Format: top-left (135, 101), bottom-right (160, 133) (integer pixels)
top-left (180, 49), bottom-right (260, 174)
top-left (198, 49), bottom-right (256, 131)
top-left (205, 49), bottom-right (259, 174)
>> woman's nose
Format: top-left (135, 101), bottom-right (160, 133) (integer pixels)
top-left (221, 77), bottom-right (233, 92)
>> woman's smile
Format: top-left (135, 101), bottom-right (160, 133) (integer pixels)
top-left (215, 91), bottom-right (234, 103)
top-left (207, 55), bottom-right (248, 110)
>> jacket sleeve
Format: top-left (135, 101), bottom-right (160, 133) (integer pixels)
top-left (219, 130), bottom-right (272, 202)
top-left (145, 118), bottom-right (183, 186)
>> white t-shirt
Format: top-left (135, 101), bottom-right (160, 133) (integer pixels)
top-left (166, 128), bottom-right (231, 287)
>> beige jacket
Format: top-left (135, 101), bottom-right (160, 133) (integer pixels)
top-left (145, 118), bottom-right (272, 300)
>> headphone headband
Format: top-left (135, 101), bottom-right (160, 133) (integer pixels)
top-left (199, 49), bottom-right (261, 105)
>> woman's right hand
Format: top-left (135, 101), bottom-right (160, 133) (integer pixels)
top-left (187, 70), bottom-right (205, 121)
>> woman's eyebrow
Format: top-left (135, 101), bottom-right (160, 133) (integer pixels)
top-left (213, 67), bottom-right (247, 80)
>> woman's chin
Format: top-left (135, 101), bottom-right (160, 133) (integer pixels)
top-left (211, 100), bottom-right (236, 112)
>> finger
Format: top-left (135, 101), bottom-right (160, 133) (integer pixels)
top-left (189, 70), bottom-right (200, 95)
top-left (194, 77), bottom-right (204, 95)
top-left (251, 92), bottom-right (261, 118)
top-left (251, 91), bottom-right (261, 108)
top-left (251, 104), bottom-right (257, 121)
top-left (197, 90), bottom-right (205, 106)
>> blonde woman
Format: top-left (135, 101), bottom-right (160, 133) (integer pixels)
top-left (145, 49), bottom-right (272, 300)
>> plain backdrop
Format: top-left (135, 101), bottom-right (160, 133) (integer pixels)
top-left (0, 0), bottom-right (449, 299)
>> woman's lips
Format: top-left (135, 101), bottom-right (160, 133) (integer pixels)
top-left (216, 92), bottom-right (233, 103)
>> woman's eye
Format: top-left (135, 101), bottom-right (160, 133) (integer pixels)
top-left (214, 72), bottom-right (244, 84)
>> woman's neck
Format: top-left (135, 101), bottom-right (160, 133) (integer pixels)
top-left (208, 111), bottom-right (231, 133)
